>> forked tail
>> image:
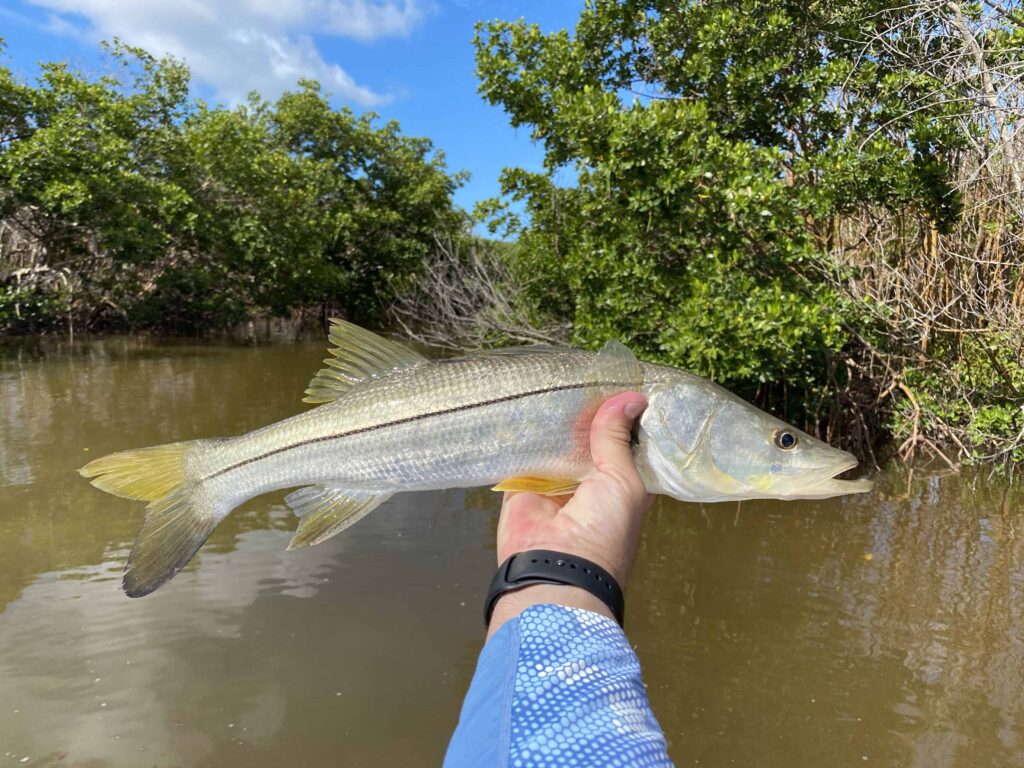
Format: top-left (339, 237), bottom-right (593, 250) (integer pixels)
top-left (80, 441), bottom-right (220, 597)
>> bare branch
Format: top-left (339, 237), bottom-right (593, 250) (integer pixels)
top-left (388, 231), bottom-right (570, 351)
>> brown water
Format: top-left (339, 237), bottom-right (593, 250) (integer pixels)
top-left (0, 337), bottom-right (1021, 768)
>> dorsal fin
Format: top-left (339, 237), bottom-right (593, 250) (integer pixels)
top-left (303, 319), bottom-right (428, 404)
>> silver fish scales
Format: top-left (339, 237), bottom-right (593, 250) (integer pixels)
top-left (82, 320), bottom-right (871, 596)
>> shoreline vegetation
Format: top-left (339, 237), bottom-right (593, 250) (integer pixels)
top-left (2, 1), bottom-right (1024, 469)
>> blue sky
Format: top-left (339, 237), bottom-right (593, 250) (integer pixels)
top-left (0, 0), bottom-right (585, 214)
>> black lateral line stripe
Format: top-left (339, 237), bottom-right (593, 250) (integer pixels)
top-left (203, 379), bottom-right (633, 482)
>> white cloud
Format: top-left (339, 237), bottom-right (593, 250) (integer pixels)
top-left (26, 0), bottom-right (430, 106)
top-left (321, 0), bottom-right (426, 39)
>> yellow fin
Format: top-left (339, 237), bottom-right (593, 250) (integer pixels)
top-left (492, 476), bottom-right (581, 496)
top-left (79, 442), bottom-right (189, 501)
top-left (122, 489), bottom-right (219, 597)
top-left (304, 319), bottom-right (428, 404)
top-left (285, 486), bottom-right (392, 548)
top-left (80, 439), bottom-right (223, 597)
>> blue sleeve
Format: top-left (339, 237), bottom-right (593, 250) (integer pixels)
top-left (444, 604), bottom-right (673, 768)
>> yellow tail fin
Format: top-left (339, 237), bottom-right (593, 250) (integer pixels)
top-left (80, 441), bottom-right (220, 597)
top-left (79, 443), bottom-right (189, 501)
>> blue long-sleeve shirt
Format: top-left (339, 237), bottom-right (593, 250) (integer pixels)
top-left (444, 604), bottom-right (674, 767)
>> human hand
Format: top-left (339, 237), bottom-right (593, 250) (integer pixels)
top-left (488, 391), bottom-right (653, 635)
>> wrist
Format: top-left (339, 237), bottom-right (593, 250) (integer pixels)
top-left (500, 545), bottom-right (633, 587)
top-left (484, 550), bottom-right (626, 639)
top-left (486, 584), bottom-right (615, 640)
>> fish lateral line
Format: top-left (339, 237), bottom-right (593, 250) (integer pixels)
top-left (79, 319), bottom-right (873, 599)
top-left (200, 378), bottom-right (641, 483)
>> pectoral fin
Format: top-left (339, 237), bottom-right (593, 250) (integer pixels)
top-left (285, 485), bottom-right (392, 548)
top-left (585, 339), bottom-right (643, 400)
top-left (492, 476), bottom-right (580, 496)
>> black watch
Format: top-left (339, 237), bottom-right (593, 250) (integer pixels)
top-left (484, 550), bottom-right (625, 626)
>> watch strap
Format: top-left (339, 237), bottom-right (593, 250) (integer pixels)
top-left (484, 550), bottom-right (625, 626)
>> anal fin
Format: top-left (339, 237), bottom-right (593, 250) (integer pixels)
top-left (492, 476), bottom-right (580, 496)
top-left (285, 485), bottom-right (392, 549)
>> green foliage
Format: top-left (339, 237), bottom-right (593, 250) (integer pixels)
top-left (0, 42), bottom-right (464, 333)
top-left (474, 0), bottom-right (965, 409)
top-left (1, 42), bottom-right (192, 264)
top-left (898, 334), bottom-right (1024, 465)
top-left (0, 283), bottom-right (71, 332)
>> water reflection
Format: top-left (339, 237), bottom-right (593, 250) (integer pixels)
top-left (1, 337), bottom-right (1021, 766)
top-left (0, 492), bottom-right (494, 767)
top-left (630, 469), bottom-right (1024, 767)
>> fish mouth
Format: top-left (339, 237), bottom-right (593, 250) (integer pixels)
top-left (795, 456), bottom-right (873, 499)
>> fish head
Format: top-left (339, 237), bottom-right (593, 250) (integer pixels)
top-left (639, 379), bottom-right (873, 501)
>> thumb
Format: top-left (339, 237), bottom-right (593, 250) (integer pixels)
top-left (589, 391), bottom-right (647, 487)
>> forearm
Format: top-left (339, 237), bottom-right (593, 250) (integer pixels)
top-left (445, 604), bottom-right (672, 768)
top-left (487, 584), bottom-right (616, 640)
top-left (446, 392), bottom-right (671, 765)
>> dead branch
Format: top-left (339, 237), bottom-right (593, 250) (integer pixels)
top-left (388, 231), bottom-right (570, 350)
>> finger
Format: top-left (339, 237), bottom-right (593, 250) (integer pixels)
top-left (589, 391), bottom-right (647, 490)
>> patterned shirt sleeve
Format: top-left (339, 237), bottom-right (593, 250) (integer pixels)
top-left (444, 604), bottom-right (674, 768)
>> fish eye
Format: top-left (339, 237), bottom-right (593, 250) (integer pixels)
top-left (773, 430), bottom-right (798, 450)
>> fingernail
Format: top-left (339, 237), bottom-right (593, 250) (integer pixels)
top-left (624, 401), bottom-right (645, 420)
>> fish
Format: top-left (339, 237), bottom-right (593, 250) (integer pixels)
top-left (80, 319), bottom-right (872, 597)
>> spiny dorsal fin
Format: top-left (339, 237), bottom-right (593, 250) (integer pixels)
top-left (304, 319), bottom-right (428, 404)
top-left (284, 485), bottom-right (392, 548)
top-left (585, 339), bottom-right (643, 400)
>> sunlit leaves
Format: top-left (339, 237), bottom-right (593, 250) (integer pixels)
top-left (0, 42), bottom-right (464, 332)
top-left (474, 0), bottom-right (965, 409)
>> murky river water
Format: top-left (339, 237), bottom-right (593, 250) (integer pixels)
top-left (0, 337), bottom-right (1021, 767)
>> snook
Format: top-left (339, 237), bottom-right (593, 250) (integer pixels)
top-left (82, 320), bottom-right (872, 597)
